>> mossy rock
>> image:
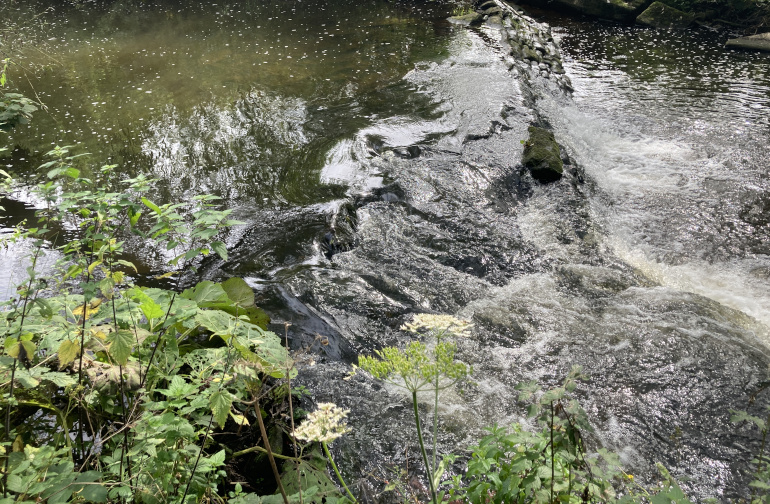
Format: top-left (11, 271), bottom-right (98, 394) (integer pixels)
top-left (726, 32), bottom-right (770, 52)
top-left (449, 12), bottom-right (484, 25)
top-left (636, 1), bottom-right (694, 29)
top-left (522, 126), bottom-right (563, 183)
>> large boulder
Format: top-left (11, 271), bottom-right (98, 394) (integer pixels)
top-left (726, 32), bottom-right (770, 52)
top-left (522, 126), bottom-right (563, 183)
top-left (636, 2), bottom-right (695, 28)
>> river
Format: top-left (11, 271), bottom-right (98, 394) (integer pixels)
top-left (2, 0), bottom-right (770, 500)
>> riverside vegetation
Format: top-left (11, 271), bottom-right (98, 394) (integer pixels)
top-left (0, 50), bottom-right (769, 504)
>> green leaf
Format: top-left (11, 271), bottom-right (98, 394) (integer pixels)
top-left (185, 247), bottom-right (202, 260)
top-left (139, 299), bottom-right (164, 321)
top-left (731, 409), bottom-right (766, 430)
top-left (195, 309), bottom-right (241, 338)
top-left (181, 281), bottom-right (230, 308)
top-left (32, 298), bottom-right (54, 318)
top-left (184, 280), bottom-right (269, 328)
top-left (116, 259), bottom-right (138, 272)
top-left (141, 197), bottom-right (161, 215)
top-left (211, 241), bottom-right (228, 261)
top-left (209, 449), bottom-right (226, 466)
top-left (195, 309), bottom-right (289, 377)
top-left (128, 207), bottom-right (142, 227)
top-left (209, 390), bottom-right (233, 429)
top-left (15, 369), bottom-right (39, 388)
top-left (540, 387), bottom-right (565, 404)
top-left (78, 482), bottom-right (109, 503)
top-left (221, 277), bottom-right (255, 307)
top-left (281, 448), bottom-right (341, 500)
top-left (72, 471), bottom-right (107, 503)
top-left (106, 330), bottom-right (134, 365)
top-left (58, 340), bottom-right (80, 368)
top-left (19, 339), bottom-right (36, 362)
top-left (165, 375), bottom-right (197, 398)
top-left (38, 371), bottom-right (77, 387)
top-left (5, 338), bottom-right (20, 359)
top-left (6, 473), bottom-right (27, 493)
top-left (228, 492), bottom-right (264, 504)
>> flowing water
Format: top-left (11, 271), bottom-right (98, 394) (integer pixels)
top-left (2, 0), bottom-right (770, 500)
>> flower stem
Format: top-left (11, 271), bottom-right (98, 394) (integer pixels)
top-left (322, 441), bottom-right (357, 503)
top-left (412, 390), bottom-right (438, 503)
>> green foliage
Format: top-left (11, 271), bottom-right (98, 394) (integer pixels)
top-left (0, 93), bottom-right (37, 131)
top-left (0, 147), bottom-right (292, 503)
top-left (0, 60), bottom-right (37, 132)
top-left (358, 314), bottom-right (472, 504)
top-left (451, 367), bottom-right (618, 503)
top-left (663, 0), bottom-right (770, 28)
top-left (732, 407), bottom-right (770, 503)
top-left (139, 193), bottom-right (243, 270)
top-left (449, 368), bottom-right (698, 504)
top-left (2, 445), bottom-right (107, 504)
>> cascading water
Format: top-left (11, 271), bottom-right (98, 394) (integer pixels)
top-left (2, 0), bottom-right (769, 500)
top-left (252, 10), bottom-right (770, 501)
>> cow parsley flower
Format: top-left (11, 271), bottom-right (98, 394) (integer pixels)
top-left (401, 313), bottom-right (473, 338)
top-left (293, 402), bottom-right (351, 444)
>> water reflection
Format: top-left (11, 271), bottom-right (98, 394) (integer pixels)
top-left (2, 0), bottom-right (453, 208)
top-left (545, 19), bottom-right (770, 129)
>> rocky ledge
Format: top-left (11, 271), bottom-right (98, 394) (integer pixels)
top-left (450, 0), bottom-right (574, 92)
top-left (636, 1), bottom-right (695, 29)
top-left (726, 32), bottom-right (770, 52)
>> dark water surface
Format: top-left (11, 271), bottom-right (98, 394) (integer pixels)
top-left (3, 0), bottom-right (770, 501)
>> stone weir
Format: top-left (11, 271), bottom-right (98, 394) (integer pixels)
top-left (450, 0), bottom-right (574, 93)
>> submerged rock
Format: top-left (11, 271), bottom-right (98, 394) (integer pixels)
top-left (449, 11), bottom-right (484, 25)
top-left (522, 126), bottom-right (564, 182)
top-left (636, 2), bottom-right (695, 29)
top-left (726, 32), bottom-right (770, 52)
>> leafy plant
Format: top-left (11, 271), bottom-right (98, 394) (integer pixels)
top-left (292, 402), bottom-right (356, 502)
top-left (732, 407), bottom-right (770, 503)
top-left (451, 367), bottom-right (615, 503)
top-left (0, 60), bottom-right (37, 132)
top-left (0, 146), bottom-right (292, 503)
top-left (358, 313), bottom-right (472, 504)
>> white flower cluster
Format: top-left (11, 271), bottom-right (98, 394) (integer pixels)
top-left (293, 402), bottom-right (351, 444)
top-left (401, 313), bottom-right (473, 338)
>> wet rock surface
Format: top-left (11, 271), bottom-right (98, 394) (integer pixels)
top-left (636, 1), bottom-right (695, 29)
top-left (522, 125), bottom-right (564, 182)
top-left (726, 32), bottom-right (770, 52)
top-left (193, 4), bottom-right (770, 502)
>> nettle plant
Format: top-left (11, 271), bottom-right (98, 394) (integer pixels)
top-left (451, 367), bottom-right (619, 504)
top-left (450, 367), bottom-right (696, 504)
top-left (0, 146), bottom-right (294, 504)
top-left (0, 59), bottom-right (38, 132)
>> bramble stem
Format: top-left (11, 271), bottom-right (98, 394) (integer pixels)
top-left (255, 400), bottom-right (290, 504)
